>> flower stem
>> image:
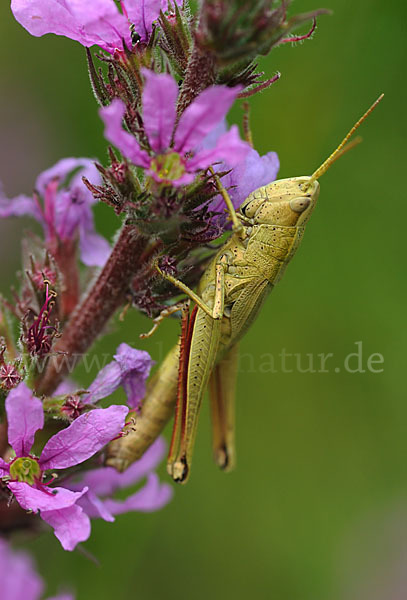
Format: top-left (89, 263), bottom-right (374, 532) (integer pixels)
top-left (176, 43), bottom-right (216, 115)
top-left (36, 224), bottom-right (148, 395)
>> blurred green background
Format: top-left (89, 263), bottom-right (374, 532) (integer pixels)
top-left (0, 1), bottom-right (406, 599)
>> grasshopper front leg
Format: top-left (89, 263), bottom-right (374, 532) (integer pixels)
top-left (155, 259), bottom-right (226, 319)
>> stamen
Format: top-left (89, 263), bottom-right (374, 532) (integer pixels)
top-left (25, 279), bottom-right (59, 357)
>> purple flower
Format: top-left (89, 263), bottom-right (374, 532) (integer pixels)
top-left (0, 538), bottom-right (74, 600)
top-left (11, 0), bottom-right (182, 53)
top-left (100, 69), bottom-right (250, 187)
top-left (0, 158), bottom-right (110, 267)
top-left (0, 383), bottom-right (128, 550)
top-left (66, 437), bottom-right (172, 522)
top-left (201, 121), bottom-right (280, 222)
top-left (86, 343), bottom-right (154, 409)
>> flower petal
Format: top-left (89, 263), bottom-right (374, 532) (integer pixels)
top-left (186, 125), bottom-right (250, 171)
top-left (86, 363), bottom-right (122, 404)
top-left (141, 69), bottom-right (178, 152)
top-left (39, 406), bottom-right (128, 470)
top-left (11, 0), bottom-right (87, 42)
top-left (5, 383), bottom-right (44, 457)
top-left (11, 0), bottom-right (131, 52)
top-left (35, 157), bottom-right (100, 198)
top-left (100, 99), bottom-right (150, 167)
top-left (77, 490), bottom-right (115, 522)
top-left (103, 473), bottom-right (173, 515)
top-left (86, 344), bottom-right (153, 406)
top-left (114, 343), bottom-right (153, 408)
top-left (161, 0), bottom-right (183, 9)
top-left (54, 380), bottom-right (78, 396)
top-left (76, 437), bottom-right (167, 497)
top-left (0, 538), bottom-right (44, 600)
top-left (41, 504), bottom-right (91, 551)
top-left (8, 482), bottom-right (87, 512)
top-left (0, 189), bottom-right (41, 221)
top-left (174, 85), bottom-right (242, 154)
top-left (78, 226), bottom-right (111, 268)
top-left (209, 148), bottom-right (280, 214)
top-left (0, 458), bottom-right (10, 478)
top-left (124, 0), bottom-right (161, 42)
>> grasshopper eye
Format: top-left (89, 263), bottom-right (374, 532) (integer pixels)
top-left (240, 202), bottom-right (249, 217)
top-left (289, 197), bottom-right (311, 213)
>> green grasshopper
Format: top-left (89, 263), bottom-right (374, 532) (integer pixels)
top-left (106, 95), bottom-right (383, 483)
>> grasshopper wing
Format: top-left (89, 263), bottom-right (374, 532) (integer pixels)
top-left (229, 277), bottom-right (271, 344)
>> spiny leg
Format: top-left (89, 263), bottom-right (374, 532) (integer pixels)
top-left (167, 304), bottom-right (196, 475)
top-left (139, 300), bottom-right (187, 339)
top-left (169, 260), bottom-right (228, 483)
top-left (155, 258), bottom-right (227, 320)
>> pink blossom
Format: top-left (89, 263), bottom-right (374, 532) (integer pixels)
top-left (66, 438), bottom-right (172, 521)
top-left (100, 69), bottom-right (250, 187)
top-left (0, 538), bottom-right (74, 600)
top-left (0, 158), bottom-right (110, 267)
top-left (85, 343), bottom-right (154, 410)
top-left (11, 0), bottom-right (182, 53)
top-left (0, 383), bottom-right (128, 550)
top-left (203, 122), bottom-right (280, 222)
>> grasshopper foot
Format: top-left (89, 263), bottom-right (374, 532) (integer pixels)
top-left (214, 444), bottom-right (235, 472)
top-left (169, 455), bottom-right (189, 484)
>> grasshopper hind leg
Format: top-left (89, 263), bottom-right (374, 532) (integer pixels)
top-left (209, 344), bottom-right (239, 472)
top-left (167, 261), bottom-right (227, 483)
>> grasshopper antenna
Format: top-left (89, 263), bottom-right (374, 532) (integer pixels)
top-left (304, 93), bottom-right (384, 189)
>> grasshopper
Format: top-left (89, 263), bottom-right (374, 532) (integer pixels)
top-left (106, 95), bottom-right (383, 483)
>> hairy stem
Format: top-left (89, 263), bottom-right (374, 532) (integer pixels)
top-left (36, 224), bottom-right (148, 395)
top-left (176, 42), bottom-right (216, 115)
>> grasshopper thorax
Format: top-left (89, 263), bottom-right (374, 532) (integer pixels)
top-left (239, 177), bottom-right (319, 228)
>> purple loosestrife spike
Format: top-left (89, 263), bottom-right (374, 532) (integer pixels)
top-left (0, 538), bottom-right (75, 600)
top-left (1, 383), bottom-right (128, 550)
top-left (36, 225), bottom-right (148, 396)
top-left (100, 70), bottom-right (250, 187)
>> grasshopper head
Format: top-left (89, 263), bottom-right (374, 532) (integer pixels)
top-left (239, 177), bottom-right (319, 228)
